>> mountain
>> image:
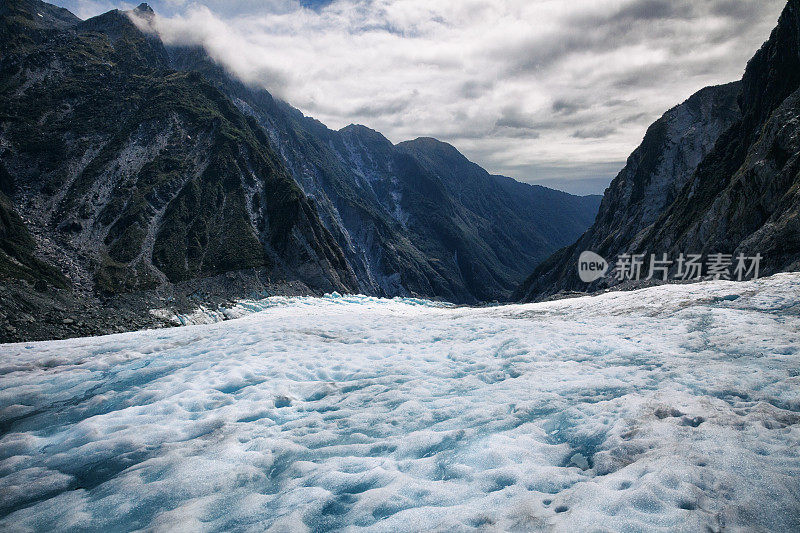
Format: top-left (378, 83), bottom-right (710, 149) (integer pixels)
top-left (516, 83), bottom-right (742, 299)
top-left (517, 0), bottom-right (800, 301)
top-left (0, 0), bottom-right (600, 341)
top-left (165, 43), bottom-right (601, 303)
top-left (0, 1), bottom-right (358, 340)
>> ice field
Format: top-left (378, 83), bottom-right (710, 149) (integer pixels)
top-left (1, 274), bottom-right (799, 532)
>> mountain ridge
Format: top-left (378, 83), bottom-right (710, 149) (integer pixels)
top-left (516, 81), bottom-right (743, 299)
top-left (0, 0), bottom-right (600, 341)
top-left (162, 35), bottom-right (601, 303)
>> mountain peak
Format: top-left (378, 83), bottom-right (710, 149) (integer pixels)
top-left (740, 0), bottom-right (800, 129)
top-left (401, 136), bottom-right (457, 152)
top-left (397, 137), bottom-right (472, 169)
top-left (78, 7), bottom-right (144, 41)
top-left (339, 123), bottom-right (381, 136)
top-left (517, 0), bottom-right (800, 302)
top-left (134, 3), bottom-right (155, 18)
top-left (338, 124), bottom-right (393, 148)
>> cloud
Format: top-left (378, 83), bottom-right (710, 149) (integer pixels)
top-left (495, 105), bottom-right (537, 130)
top-left (572, 126), bottom-right (617, 139)
top-left (56, 0), bottom-right (786, 194)
top-left (604, 0), bottom-right (683, 22)
top-left (459, 80), bottom-right (494, 100)
top-left (349, 95), bottom-right (413, 117)
top-left (551, 98), bottom-right (587, 116)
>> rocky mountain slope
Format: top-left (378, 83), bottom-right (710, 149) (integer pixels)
top-left (0, 0), bottom-right (359, 341)
top-left (517, 0), bottom-right (800, 301)
top-left (165, 42), bottom-right (600, 303)
top-left (0, 0), bottom-right (600, 341)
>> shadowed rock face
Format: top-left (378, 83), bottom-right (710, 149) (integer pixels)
top-left (634, 0), bottom-right (800, 275)
top-left (518, 0), bottom-right (800, 301)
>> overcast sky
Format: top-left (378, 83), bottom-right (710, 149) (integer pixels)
top-left (52, 0), bottom-right (786, 194)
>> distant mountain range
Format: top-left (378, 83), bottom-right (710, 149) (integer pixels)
top-left (167, 39), bottom-right (601, 303)
top-left (517, 0), bottom-right (800, 301)
top-left (0, 0), bottom-right (600, 341)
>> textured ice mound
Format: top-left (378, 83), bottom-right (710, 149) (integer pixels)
top-left (2, 274), bottom-right (799, 531)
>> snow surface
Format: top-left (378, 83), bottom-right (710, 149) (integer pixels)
top-left (1, 275), bottom-right (800, 532)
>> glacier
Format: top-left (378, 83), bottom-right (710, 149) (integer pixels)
top-left (1, 275), bottom-right (799, 532)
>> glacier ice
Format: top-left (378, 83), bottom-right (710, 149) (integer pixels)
top-left (1, 274), bottom-right (799, 531)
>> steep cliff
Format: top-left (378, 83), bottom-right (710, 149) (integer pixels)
top-left (517, 83), bottom-right (742, 299)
